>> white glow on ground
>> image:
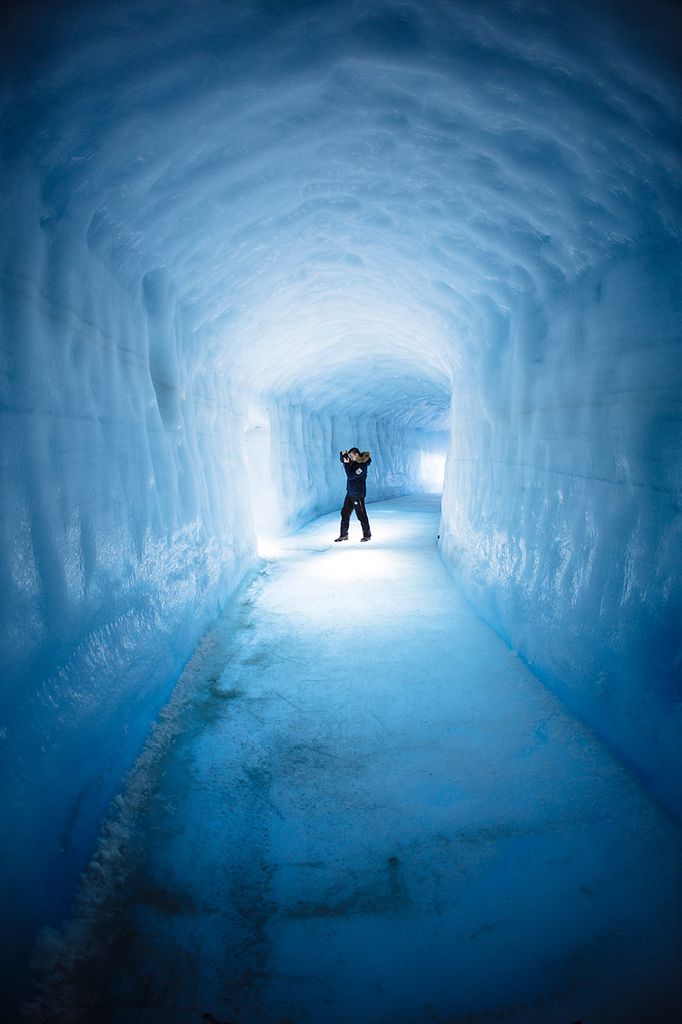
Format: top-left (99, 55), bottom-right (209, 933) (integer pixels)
top-left (305, 544), bottom-right (396, 583)
top-left (256, 537), bottom-right (284, 559)
top-left (260, 499), bottom-right (415, 562)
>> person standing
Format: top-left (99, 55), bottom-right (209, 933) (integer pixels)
top-left (335, 447), bottom-right (372, 542)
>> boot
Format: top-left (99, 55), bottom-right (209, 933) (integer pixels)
top-left (334, 535), bottom-right (348, 542)
top-left (361, 534), bottom-right (371, 542)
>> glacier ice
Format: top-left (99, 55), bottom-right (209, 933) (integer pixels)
top-left (0, 0), bottom-right (681, 1012)
top-left (24, 499), bottom-right (682, 1023)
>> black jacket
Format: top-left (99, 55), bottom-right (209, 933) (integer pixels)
top-left (341, 453), bottom-right (371, 497)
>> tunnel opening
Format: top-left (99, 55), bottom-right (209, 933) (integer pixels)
top-left (415, 431), bottom-right (448, 494)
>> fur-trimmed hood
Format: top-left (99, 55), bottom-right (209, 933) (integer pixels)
top-left (342, 450), bottom-right (371, 496)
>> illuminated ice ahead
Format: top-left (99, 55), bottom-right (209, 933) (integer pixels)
top-left (0, 0), bottom-right (680, 1010)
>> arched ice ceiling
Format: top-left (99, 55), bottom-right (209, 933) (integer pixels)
top-left (1, 0), bottom-right (680, 426)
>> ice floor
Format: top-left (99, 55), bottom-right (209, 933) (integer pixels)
top-left (40, 497), bottom-right (682, 1024)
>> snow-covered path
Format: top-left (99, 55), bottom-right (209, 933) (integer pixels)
top-left (51, 497), bottom-right (682, 1024)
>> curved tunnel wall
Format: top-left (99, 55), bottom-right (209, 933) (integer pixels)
top-left (0, 0), bottom-right (680, 999)
top-left (441, 248), bottom-right (682, 808)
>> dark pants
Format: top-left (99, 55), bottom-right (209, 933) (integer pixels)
top-left (340, 495), bottom-right (371, 538)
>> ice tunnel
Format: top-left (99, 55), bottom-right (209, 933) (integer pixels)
top-left (1, 0), bottom-right (681, 1013)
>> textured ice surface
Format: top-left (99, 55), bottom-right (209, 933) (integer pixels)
top-left (27, 499), bottom-right (682, 1024)
top-left (0, 0), bottom-right (681, 1010)
top-left (440, 251), bottom-right (682, 816)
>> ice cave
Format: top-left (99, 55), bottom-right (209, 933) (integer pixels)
top-left (1, 0), bottom-right (681, 1021)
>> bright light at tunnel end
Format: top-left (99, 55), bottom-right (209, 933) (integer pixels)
top-left (419, 452), bottom-right (446, 492)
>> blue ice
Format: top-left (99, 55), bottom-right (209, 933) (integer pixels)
top-left (0, 0), bottom-right (681, 1018)
top-left (27, 499), bottom-right (682, 1022)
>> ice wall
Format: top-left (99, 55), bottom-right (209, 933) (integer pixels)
top-left (441, 250), bottom-right (682, 816)
top-left (0, 0), bottom-right (680, 1009)
top-left (0, 211), bottom-right (256, 993)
